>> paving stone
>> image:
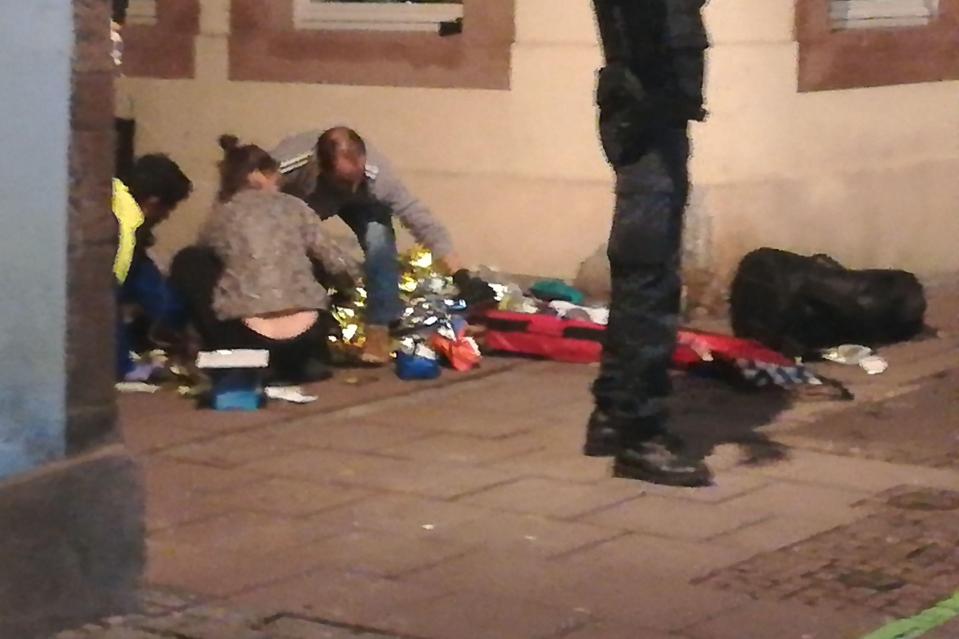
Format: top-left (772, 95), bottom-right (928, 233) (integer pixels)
top-left (558, 621), bottom-right (678, 639)
top-left (487, 449), bottom-right (614, 484)
top-left (510, 422), bottom-right (594, 455)
top-left (149, 511), bottom-right (340, 556)
top-left (459, 477), bottom-right (643, 519)
top-left (281, 529), bottom-right (472, 578)
top-left (557, 572), bottom-right (752, 631)
top-left (380, 432), bottom-right (546, 465)
top-left (145, 484), bottom-right (236, 534)
top-left (134, 607), bottom-right (268, 639)
top-left (158, 433), bottom-right (304, 469)
top-left (122, 423), bottom-right (207, 455)
top-left (556, 533), bottom-right (758, 582)
top-left (225, 569), bottom-right (449, 627)
top-left (439, 510), bottom-right (619, 556)
top-left (243, 449), bottom-right (412, 483)
top-left (363, 403), bottom-right (547, 439)
top-left (638, 470), bottom-right (770, 503)
top-left (922, 616), bottom-right (959, 639)
top-left (782, 370), bottom-right (959, 469)
top-left (245, 449), bottom-right (522, 499)
top-left (138, 588), bottom-right (204, 617)
top-left (86, 629), bottom-right (165, 639)
top-left (142, 457), bottom-right (265, 494)
top-left (122, 399), bottom-right (281, 436)
top-left (403, 550), bottom-right (587, 605)
top-left (146, 541), bottom-right (335, 597)
top-left (369, 591), bottom-right (590, 639)
top-left (721, 481), bottom-right (872, 524)
top-left (683, 599), bottom-right (887, 639)
top-left (697, 487), bottom-right (959, 618)
top-left (206, 477), bottom-right (371, 517)
top-left (260, 418), bottom-right (436, 454)
top-left (744, 449), bottom-right (959, 493)
top-left (260, 616), bottom-right (405, 639)
top-left (708, 515), bottom-right (847, 553)
top-left (406, 547), bottom-right (745, 631)
top-left (307, 493), bottom-right (488, 538)
top-left (581, 495), bottom-right (769, 540)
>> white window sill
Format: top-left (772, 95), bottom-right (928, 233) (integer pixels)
top-left (294, 1), bottom-right (463, 33)
top-left (830, 0), bottom-right (938, 30)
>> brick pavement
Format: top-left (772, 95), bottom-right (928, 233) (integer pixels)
top-left (59, 282), bottom-right (959, 638)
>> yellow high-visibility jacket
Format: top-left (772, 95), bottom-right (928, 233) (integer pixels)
top-left (112, 178), bottom-right (144, 284)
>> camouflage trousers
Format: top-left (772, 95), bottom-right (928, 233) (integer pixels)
top-left (592, 127), bottom-right (690, 437)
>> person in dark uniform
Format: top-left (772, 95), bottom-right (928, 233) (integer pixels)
top-left (583, 0), bottom-right (712, 486)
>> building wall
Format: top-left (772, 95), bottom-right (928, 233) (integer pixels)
top-left (121, 0), bottom-right (959, 283)
top-left (0, 0), bottom-right (73, 476)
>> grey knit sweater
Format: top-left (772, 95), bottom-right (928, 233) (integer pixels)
top-left (199, 190), bottom-right (361, 321)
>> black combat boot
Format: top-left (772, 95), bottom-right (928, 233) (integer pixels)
top-left (614, 431), bottom-right (712, 487)
top-left (583, 409), bottom-right (623, 457)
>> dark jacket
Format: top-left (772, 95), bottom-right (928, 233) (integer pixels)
top-left (593, 0), bottom-right (709, 166)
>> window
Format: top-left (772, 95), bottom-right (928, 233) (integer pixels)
top-left (796, 0), bottom-right (959, 91)
top-left (126, 0), bottom-right (158, 27)
top-left (830, 0), bottom-right (939, 29)
top-left (230, 0), bottom-right (514, 89)
top-left (294, 0), bottom-right (464, 33)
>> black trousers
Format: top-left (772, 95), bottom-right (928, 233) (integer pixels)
top-left (169, 246), bottom-right (331, 381)
top-left (207, 317), bottom-right (329, 382)
top-left (591, 127), bottom-right (690, 439)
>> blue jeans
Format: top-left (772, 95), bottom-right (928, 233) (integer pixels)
top-left (339, 205), bottom-right (404, 327)
top-left (116, 253), bottom-right (187, 379)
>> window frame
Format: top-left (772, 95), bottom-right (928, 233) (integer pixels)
top-left (796, 0), bottom-right (959, 91)
top-left (229, 0), bottom-right (514, 89)
top-left (121, 0), bottom-right (200, 79)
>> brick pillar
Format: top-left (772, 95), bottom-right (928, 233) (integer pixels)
top-left (68, 0), bottom-right (120, 453)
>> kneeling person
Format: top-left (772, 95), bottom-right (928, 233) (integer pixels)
top-left (197, 136), bottom-right (361, 383)
top-left (272, 126), bottom-right (494, 364)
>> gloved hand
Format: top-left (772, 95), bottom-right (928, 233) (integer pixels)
top-left (453, 269), bottom-right (497, 310)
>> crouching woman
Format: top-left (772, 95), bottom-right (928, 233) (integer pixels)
top-left (198, 135), bottom-right (360, 383)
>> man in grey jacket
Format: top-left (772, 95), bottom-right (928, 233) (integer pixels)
top-left (272, 127), bottom-right (493, 363)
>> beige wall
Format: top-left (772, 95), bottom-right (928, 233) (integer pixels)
top-left (120, 0), bottom-right (959, 281)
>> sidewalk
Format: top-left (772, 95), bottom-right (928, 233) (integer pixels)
top-left (60, 281), bottom-right (959, 638)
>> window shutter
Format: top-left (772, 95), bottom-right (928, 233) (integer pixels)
top-left (830, 0), bottom-right (939, 29)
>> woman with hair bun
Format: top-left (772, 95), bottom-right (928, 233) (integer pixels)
top-left (194, 134), bottom-right (361, 383)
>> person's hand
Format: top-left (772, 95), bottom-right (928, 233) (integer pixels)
top-left (453, 269), bottom-right (497, 310)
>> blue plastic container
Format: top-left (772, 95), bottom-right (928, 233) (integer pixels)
top-left (395, 352), bottom-right (442, 381)
top-left (209, 369), bottom-right (265, 411)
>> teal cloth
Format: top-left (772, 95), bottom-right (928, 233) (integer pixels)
top-left (530, 280), bottom-right (585, 305)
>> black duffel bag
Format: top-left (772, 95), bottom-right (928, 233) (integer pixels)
top-left (730, 248), bottom-right (926, 357)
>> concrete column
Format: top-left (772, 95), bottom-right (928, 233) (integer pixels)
top-left (0, 1), bottom-right (74, 477)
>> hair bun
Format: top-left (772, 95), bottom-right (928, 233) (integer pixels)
top-left (218, 134), bottom-right (240, 152)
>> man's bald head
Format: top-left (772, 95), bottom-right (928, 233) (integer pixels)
top-left (316, 127), bottom-right (367, 193)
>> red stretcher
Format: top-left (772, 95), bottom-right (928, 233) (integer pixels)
top-left (476, 310), bottom-right (797, 369)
